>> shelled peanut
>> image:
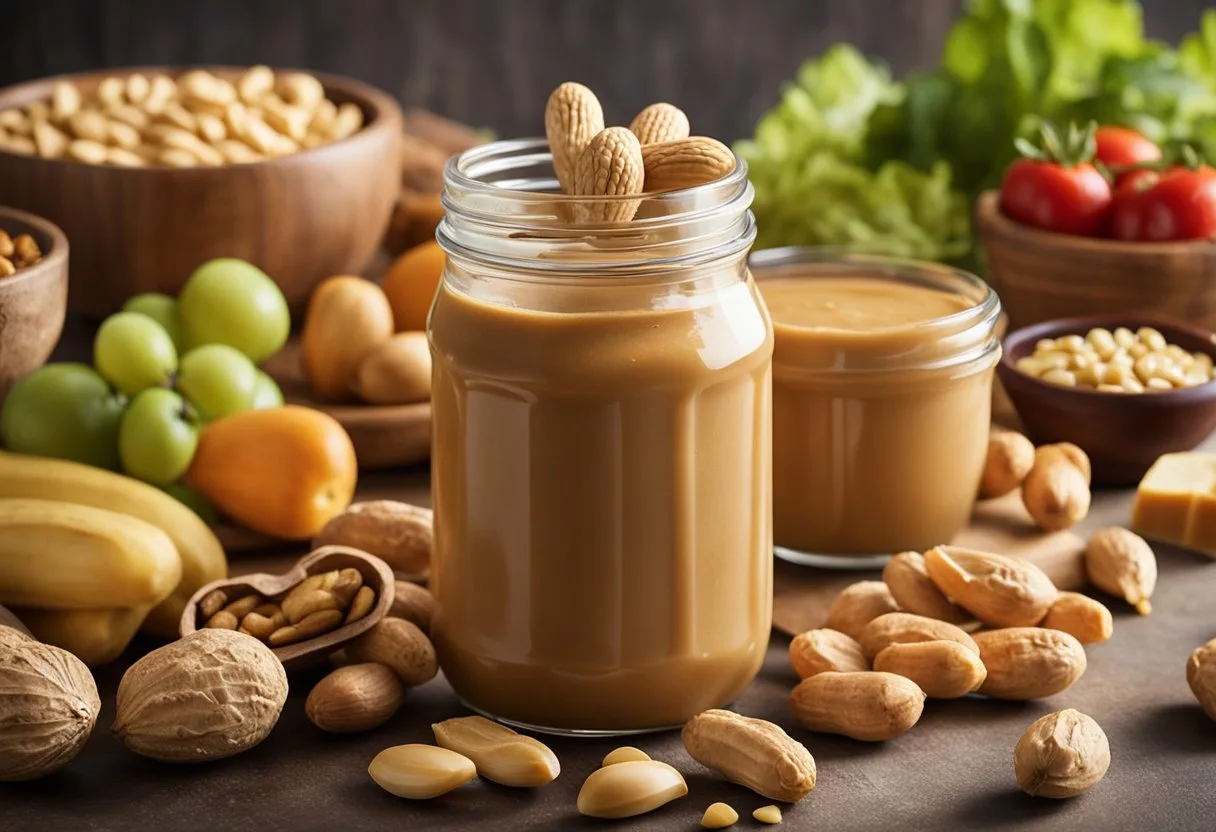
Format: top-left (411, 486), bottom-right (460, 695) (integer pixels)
top-left (0, 66), bottom-right (363, 167)
top-left (0, 229), bottom-right (43, 278)
top-left (1016, 326), bottom-right (1213, 392)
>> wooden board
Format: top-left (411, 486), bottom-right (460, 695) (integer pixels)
top-left (772, 490), bottom-right (1088, 636)
top-left (260, 338), bottom-right (431, 470)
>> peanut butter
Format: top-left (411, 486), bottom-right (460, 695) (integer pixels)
top-left (756, 255), bottom-right (1001, 560)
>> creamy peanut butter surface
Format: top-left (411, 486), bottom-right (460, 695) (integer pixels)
top-left (761, 272), bottom-right (996, 557)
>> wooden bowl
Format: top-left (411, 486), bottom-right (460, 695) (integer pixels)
top-left (0, 66), bottom-right (403, 318)
top-left (997, 314), bottom-right (1216, 487)
top-left (975, 191), bottom-right (1216, 330)
top-left (0, 206), bottom-right (68, 403)
top-left (179, 545), bottom-right (395, 672)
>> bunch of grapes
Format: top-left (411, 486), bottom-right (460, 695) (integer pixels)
top-left (0, 258), bottom-right (291, 512)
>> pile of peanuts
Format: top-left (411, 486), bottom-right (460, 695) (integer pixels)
top-left (1015, 326), bottom-right (1214, 393)
top-left (0, 229), bottom-right (43, 277)
top-left (0, 66), bottom-right (364, 168)
top-left (198, 566), bottom-right (376, 647)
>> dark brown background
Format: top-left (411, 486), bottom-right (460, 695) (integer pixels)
top-left (1, 0), bottom-right (1211, 142)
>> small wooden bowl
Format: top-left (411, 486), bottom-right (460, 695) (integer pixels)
top-left (0, 66), bottom-right (403, 318)
top-left (179, 545), bottom-right (396, 672)
top-left (0, 206), bottom-right (68, 403)
top-left (997, 314), bottom-right (1216, 487)
top-left (975, 191), bottom-right (1216, 330)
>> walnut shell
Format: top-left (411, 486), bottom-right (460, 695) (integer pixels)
top-left (0, 632), bottom-right (100, 781)
top-left (113, 629), bottom-right (288, 762)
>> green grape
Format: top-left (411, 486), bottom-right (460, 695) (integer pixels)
top-left (179, 258), bottom-right (290, 362)
top-left (93, 312), bottom-right (178, 396)
top-left (0, 363), bottom-right (125, 469)
top-left (123, 292), bottom-right (184, 351)
top-left (160, 483), bottom-right (219, 525)
top-left (176, 344), bottom-right (258, 421)
top-left (250, 371), bottom-right (284, 410)
top-left (119, 388), bottom-right (198, 485)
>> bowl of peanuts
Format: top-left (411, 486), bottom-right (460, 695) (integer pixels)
top-left (0, 65), bottom-right (403, 317)
top-left (0, 205), bottom-right (68, 402)
top-left (998, 314), bottom-right (1216, 486)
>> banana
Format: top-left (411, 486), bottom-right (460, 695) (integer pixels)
top-left (0, 451), bottom-right (228, 637)
top-left (0, 498), bottom-right (181, 609)
top-left (13, 605), bottom-right (152, 666)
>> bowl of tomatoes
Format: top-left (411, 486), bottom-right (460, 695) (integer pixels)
top-left (977, 121), bottom-right (1216, 331)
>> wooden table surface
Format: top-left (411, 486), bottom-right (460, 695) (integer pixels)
top-left (4, 325), bottom-right (1216, 831)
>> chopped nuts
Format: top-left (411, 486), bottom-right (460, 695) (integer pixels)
top-left (432, 715), bottom-right (560, 787)
top-left (1014, 709), bottom-right (1110, 798)
top-left (368, 744), bottom-right (477, 799)
top-left (577, 760), bottom-right (688, 819)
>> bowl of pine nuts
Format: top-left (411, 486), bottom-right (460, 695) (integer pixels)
top-left (998, 314), bottom-right (1216, 486)
top-left (0, 205), bottom-right (68, 402)
top-left (0, 66), bottom-right (403, 317)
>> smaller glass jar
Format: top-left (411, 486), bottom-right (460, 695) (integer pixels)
top-left (751, 247), bottom-right (1002, 568)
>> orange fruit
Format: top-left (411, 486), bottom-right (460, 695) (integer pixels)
top-left (381, 240), bottom-right (446, 332)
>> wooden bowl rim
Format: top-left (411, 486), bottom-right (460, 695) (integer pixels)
top-left (0, 204), bottom-right (68, 292)
top-left (976, 190), bottom-right (1216, 257)
top-left (178, 544), bottom-right (397, 669)
top-left (0, 65), bottom-right (403, 174)
top-left (999, 313), bottom-right (1216, 406)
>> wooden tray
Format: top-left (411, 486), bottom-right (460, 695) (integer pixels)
top-left (261, 338), bottom-right (431, 470)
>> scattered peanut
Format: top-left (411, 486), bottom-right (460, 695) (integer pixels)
top-left (577, 760), bottom-right (688, 819)
top-left (682, 709), bottom-right (816, 802)
top-left (973, 628), bottom-right (1087, 700)
top-left (788, 628), bottom-right (869, 679)
top-left (825, 580), bottom-right (900, 641)
top-left (1084, 527), bottom-right (1157, 615)
top-left (346, 617), bottom-right (438, 687)
top-left (1187, 638), bottom-right (1216, 721)
top-left (433, 716), bottom-right (560, 788)
top-left (701, 802), bottom-right (739, 829)
top-left (368, 744), bottom-right (477, 799)
top-left (858, 612), bottom-right (979, 661)
top-left (882, 551), bottom-right (970, 624)
top-left (1014, 709), bottom-right (1110, 798)
top-left (872, 640), bottom-right (987, 699)
top-left (388, 580), bottom-right (437, 633)
top-left (753, 805), bottom-right (783, 825)
top-left (1022, 443), bottom-right (1091, 531)
top-left (603, 746), bottom-right (650, 766)
top-left (923, 546), bottom-right (1058, 628)
top-left (1040, 592), bottom-right (1113, 645)
top-left (980, 430), bottom-right (1036, 498)
top-left (306, 663), bottom-right (406, 734)
top-left (788, 671), bottom-right (925, 741)
top-left (313, 501), bottom-right (432, 580)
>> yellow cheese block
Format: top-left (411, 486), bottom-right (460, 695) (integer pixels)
top-left (1131, 452), bottom-right (1216, 557)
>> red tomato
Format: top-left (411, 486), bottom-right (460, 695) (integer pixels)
top-left (1111, 166), bottom-right (1216, 242)
top-left (999, 160), bottom-right (1113, 237)
top-left (1094, 126), bottom-right (1162, 178)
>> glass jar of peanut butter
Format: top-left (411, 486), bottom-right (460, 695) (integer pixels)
top-left (429, 139), bottom-right (773, 735)
top-left (751, 248), bottom-right (1002, 568)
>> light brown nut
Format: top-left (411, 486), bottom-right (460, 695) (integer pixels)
top-left (545, 81), bottom-right (605, 192)
top-left (237, 65), bottom-right (275, 104)
top-left (97, 76), bottom-right (125, 107)
top-left (369, 743), bottom-right (477, 799)
top-left (629, 102), bottom-right (691, 145)
top-left (571, 126), bottom-right (645, 224)
top-left (1040, 592), bottom-right (1113, 644)
top-left (603, 746), bottom-right (650, 766)
top-left (262, 100), bottom-right (311, 142)
top-left (222, 594), bottom-right (264, 619)
top-left (433, 715), bottom-right (560, 787)
top-left (178, 70), bottom-right (236, 107)
top-left (0, 635), bottom-right (100, 781)
top-left (282, 587), bottom-right (341, 624)
top-left (980, 430), bottom-right (1036, 498)
top-left (67, 109), bottom-right (109, 142)
top-left (242, 114), bottom-right (282, 155)
top-left (1022, 443), bottom-right (1091, 531)
top-left (788, 671), bottom-right (925, 742)
top-left (345, 586), bottom-right (376, 624)
top-left (314, 501), bottom-right (433, 579)
top-left (871, 640), bottom-right (987, 699)
top-left (143, 75), bottom-right (176, 114)
top-left (50, 81), bottom-right (81, 121)
top-left (788, 628), bottom-right (868, 679)
top-left (2, 135), bottom-right (35, 155)
top-left (682, 709), bottom-right (816, 802)
top-left (204, 610), bottom-right (238, 630)
top-left (641, 136), bottom-right (736, 191)
top-left (196, 112), bottom-right (228, 144)
top-left (701, 802), bottom-right (739, 829)
top-left (858, 612), bottom-right (979, 660)
top-left (106, 103), bottom-right (150, 130)
top-left (217, 139), bottom-right (263, 164)
top-left (973, 628), bottom-right (1087, 700)
top-left (923, 545), bottom-right (1058, 628)
top-left (577, 760), bottom-right (688, 819)
top-left (329, 102), bottom-right (363, 140)
top-left (330, 568), bottom-right (364, 606)
top-left (276, 72), bottom-right (325, 110)
top-left (159, 147), bottom-right (198, 168)
top-left (388, 581), bottom-right (437, 633)
top-left (199, 591), bottom-right (229, 626)
top-left (107, 120), bottom-right (142, 150)
top-left (1084, 527), bottom-right (1156, 615)
top-left (67, 139), bottom-right (108, 165)
top-left (106, 147), bottom-right (145, 167)
top-left (32, 120), bottom-right (69, 159)
top-left (306, 663), bottom-right (406, 733)
top-left (0, 257), bottom-right (14, 277)
top-left (267, 608), bottom-right (343, 647)
top-left (1015, 709), bottom-right (1110, 798)
top-left (824, 580), bottom-right (900, 641)
top-left (352, 332), bottom-right (432, 405)
top-left (113, 629), bottom-right (288, 762)
top-left (125, 73), bottom-right (150, 105)
top-left (1187, 638), bottom-right (1216, 721)
top-left (310, 99), bottom-right (337, 135)
top-left (753, 805), bottom-right (783, 825)
top-left (346, 617), bottom-right (437, 686)
top-left (0, 230), bottom-right (12, 259)
top-left (882, 551), bottom-right (970, 624)
top-left (238, 612), bottom-right (279, 642)
top-left (0, 109), bottom-right (29, 135)
top-left (10, 235), bottom-right (40, 267)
